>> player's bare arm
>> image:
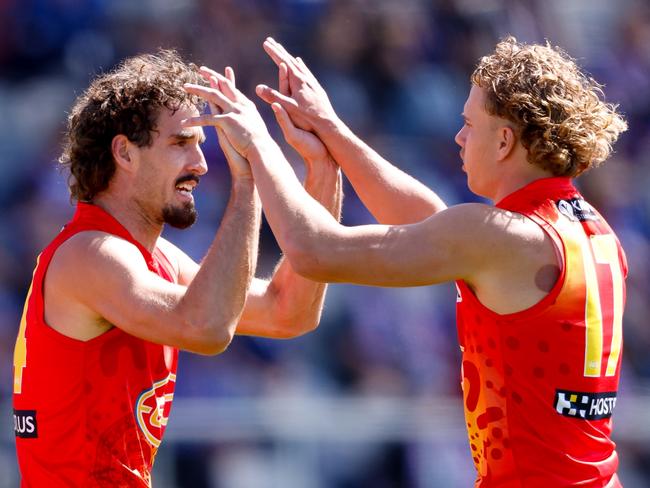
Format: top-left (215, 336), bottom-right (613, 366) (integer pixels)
top-left (157, 151), bottom-right (342, 339)
top-left (170, 66), bottom-right (342, 339)
top-left (234, 127), bottom-right (342, 339)
top-left (256, 37), bottom-right (447, 224)
top-left (45, 164), bottom-right (260, 356)
top-left (237, 173), bottom-right (559, 315)
top-left (184, 70), bottom-right (560, 315)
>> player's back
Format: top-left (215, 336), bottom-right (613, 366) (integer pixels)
top-left (456, 177), bottom-right (626, 487)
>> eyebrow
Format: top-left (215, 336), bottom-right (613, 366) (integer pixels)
top-left (169, 129), bottom-right (206, 144)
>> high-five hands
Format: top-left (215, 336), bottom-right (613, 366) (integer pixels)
top-left (184, 66), bottom-right (272, 177)
top-left (185, 56), bottom-right (334, 171)
top-left (256, 37), bottom-right (339, 134)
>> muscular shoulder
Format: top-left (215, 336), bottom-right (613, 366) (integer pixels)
top-left (445, 204), bottom-right (560, 311)
top-left (429, 203), bottom-right (553, 282)
top-left (48, 231), bottom-right (150, 296)
top-left (435, 203), bottom-right (547, 254)
top-left (54, 231), bottom-right (148, 271)
top-left (44, 232), bottom-right (151, 338)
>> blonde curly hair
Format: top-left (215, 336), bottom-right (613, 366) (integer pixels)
top-left (471, 36), bottom-right (627, 177)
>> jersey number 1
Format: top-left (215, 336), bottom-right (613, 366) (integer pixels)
top-left (583, 234), bottom-right (623, 378)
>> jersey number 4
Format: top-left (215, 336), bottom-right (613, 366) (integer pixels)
top-left (13, 256), bottom-right (39, 395)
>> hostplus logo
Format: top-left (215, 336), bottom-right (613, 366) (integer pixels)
top-left (14, 409), bottom-right (38, 438)
top-left (554, 389), bottom-right (617, 420)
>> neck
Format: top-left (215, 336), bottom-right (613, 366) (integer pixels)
top-left (490, 155), bottom-right (556, 203)
top-left (92, 193), bottom-right (163, 252)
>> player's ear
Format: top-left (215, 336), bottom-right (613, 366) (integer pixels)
top-left (112, 135), bottom-right (137, 172)
top-left (497, 125), bottom-right (516, 161)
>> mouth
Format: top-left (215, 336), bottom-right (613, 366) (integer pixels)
top-left (175, 175), bottom-right (200, 201)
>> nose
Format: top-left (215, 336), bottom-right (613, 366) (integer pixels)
top-left (189, 147), bottom-right (208, 176)
top-left (454, 125), bottom-right (465, 148)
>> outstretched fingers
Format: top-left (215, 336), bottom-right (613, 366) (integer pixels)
top-left (270, 103), bottom-right (298, 141)
top-left (225, 66), bottom-right (236, 84)
top-left (199, 66), bottom-right (238, 101)
top-left (255, 84), bottom-right (299, 110)
top-left (185, 83), bottom-right (235, 115)
top-left (279, 62), bottom-right (289, 96)
top-left (181, 112), bottom-right (231, 129)
top-left (263, 37), bottom-right (307, 80)
top-left (294, 56), bottom-right (317, 81)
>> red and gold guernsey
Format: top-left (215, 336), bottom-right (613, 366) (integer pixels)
top-left (456, 177), bottom-right (627, 487)
top-left (13, 203), bottom-right (179, 487)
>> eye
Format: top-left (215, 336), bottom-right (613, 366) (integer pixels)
top-left (176, 139), bottom-right (188, 147)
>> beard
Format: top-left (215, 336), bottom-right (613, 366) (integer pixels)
top-left (162, 201), bottom-right (198, 229)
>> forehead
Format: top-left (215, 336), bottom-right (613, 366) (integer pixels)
top-left (155, 105), bottom-right (203, 137)
top-left (464, 85), bottom-right (488, 115)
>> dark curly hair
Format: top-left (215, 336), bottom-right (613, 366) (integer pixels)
top-left (59, 49), bottom-right (206, 201)
top-left (471, 37), bottom-right (627, 177)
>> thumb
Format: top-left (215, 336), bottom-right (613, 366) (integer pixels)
top-left (216, 128), bottom-right (238, 159)
top-left (271, 103), bottom-right (298, 144)
top-left (255, 84), bottom-right (274, 104)
top-left (256, 84), bottom-right (296, 108)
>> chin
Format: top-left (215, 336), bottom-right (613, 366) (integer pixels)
top-left (162, 203), bottom-right (198, 229)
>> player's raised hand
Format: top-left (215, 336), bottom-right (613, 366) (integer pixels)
top-left (270, 102), bottom-right (330, 165)
top-left (256, 37), bottom-right (339, 133)
top-left (184, 66), bottom-right (272, 162)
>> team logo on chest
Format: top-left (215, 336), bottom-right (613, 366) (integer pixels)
top-left (135, 373), bottom-right (176, 448)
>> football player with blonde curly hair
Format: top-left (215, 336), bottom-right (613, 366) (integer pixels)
top-left (186, 35), bottom-right (628, 486)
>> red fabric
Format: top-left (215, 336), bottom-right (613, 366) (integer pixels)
top-left (456, 178), bottom-right (627, 487)
top-left (13, 203), bottom-right (179, 487)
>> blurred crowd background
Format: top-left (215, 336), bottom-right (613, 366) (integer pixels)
top-left (1, 0), bottom-right (650, 486)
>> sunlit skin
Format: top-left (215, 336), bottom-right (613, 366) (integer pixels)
top-left (41, 68), bottom-right (342, 349)
top-left (186, 38), bottom-right (560, 316)
top-left (105, 105), bottom-right (208, 244)
top-left (455, 85), bottom-right (504, 199)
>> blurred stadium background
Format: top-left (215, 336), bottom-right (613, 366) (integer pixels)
top-left (1, 0), bottom-right (650, 486)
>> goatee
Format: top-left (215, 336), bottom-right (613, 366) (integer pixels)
top-left (162, 201), bottom-right (197, 229)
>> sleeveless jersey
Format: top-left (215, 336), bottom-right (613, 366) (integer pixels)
top-left (456, 177), bottom-right (627, 487)
top-left (13, 202), bottom-right (179, 487)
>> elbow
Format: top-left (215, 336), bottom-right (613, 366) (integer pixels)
top-left (283, 234), bottom-right (334, 283)
top-left (196, 336), bottom-right (232, 356)
top-left (290, 255), bottom-right (340, 284)
top-left (269, 312), bottom-right (321, 339)
top-left (186, 320), bottom-right (237, 356)
top-left (287, 253), bottom-right (324, 282)
top-left (281, 311), bottom-right (322, 338)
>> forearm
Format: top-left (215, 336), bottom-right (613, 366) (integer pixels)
top-left (261, 153), bottom-right (342, 336)
top-left (178, 177), bottom-right (261, 352)
top-left (315, 118), bottom-right (447, 224)
top-left (247, 139), bottom-right (341, 273)
top-left (234, 147), bottom-right (343, 338)
top-left (303, 153), bottom-right (343, 221)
